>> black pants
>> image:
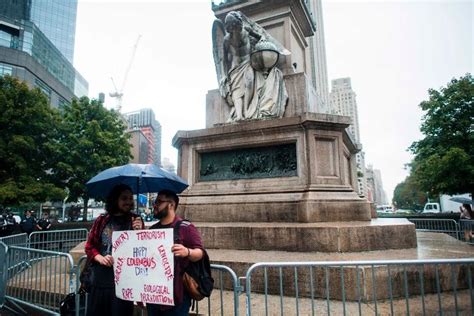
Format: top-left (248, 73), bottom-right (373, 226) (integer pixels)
top-left (86, 286), bottom-right (134, 316)
top-left (86, 265), bottom-right (134, 316)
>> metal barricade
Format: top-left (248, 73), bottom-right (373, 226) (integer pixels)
top-left (29, 229), bottom-right (88, 253)
top-left (193, 264), bottom-right (241, 316)
top-left (460, 219), bottom-right (474, 244)
top-left (409, 219), bottom-right (460, 239)
top-left (0, 242), bottom-right (6, 308)
top-left (0, 233), bottom-right (28, 247)
top-left (71, 259), bottom-right (241, 316)
top-left (74, 256), bottom-right (88, 316)
top-left (245, 259), bottom-right (474, 316)
top-left (3, 245), bottom-right (75, 315)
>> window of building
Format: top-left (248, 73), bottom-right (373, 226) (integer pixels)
top-left (34, 78), bottom-right (52, 99)
top-left (58, 96), bottom-right (70, 109)
top-left (0, 63), bottom-right (13, 76)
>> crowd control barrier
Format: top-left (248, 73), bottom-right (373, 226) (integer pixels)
top-left (4, 245), bottom-right (75, 315)
top-left (29, 229), bottom-right (89, 253)
top-left (460, 219), bottom-right (474, 245)
top-left (73, 257), bottom-right (242, 316)
top-left (245, 259), bottom-right (474, 316)
top-left (408, 218), bottom-right (461, 239)
top-left (0, 233), bottom-right (28, 247)
top-left (1, 231), bottom-right (473, 315)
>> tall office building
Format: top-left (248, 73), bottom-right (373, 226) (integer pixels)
top-left (305, 0), bottom-right (330, 110)
top-left (0, 0), bottom-right (87, 107)
top-left (124, 109), bottom-right (162, 166)
top-left (329, 78), bottom-right (361, 141)
top-left (366, 165), bottom-right (387, 205)
top-left (30, 1), bottom-right (77, 63)
top-left (128, 129), bottom-right (149, 164)
top-left (329, 77), bottom-right (367, 197)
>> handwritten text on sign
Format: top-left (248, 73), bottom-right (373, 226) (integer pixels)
top-left (112, 229), bottom-right (174, 305)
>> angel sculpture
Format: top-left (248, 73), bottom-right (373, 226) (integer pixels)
top-left (212, 11), bottom-right (289, 122)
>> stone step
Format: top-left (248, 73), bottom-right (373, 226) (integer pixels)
top-left (206, 232), bottom-right (474, 301)
top-left (194, 218), bottom-right (417, 252)
top-left (179, 191), bottom-right (372, 223)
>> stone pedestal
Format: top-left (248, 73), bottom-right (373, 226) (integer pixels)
top-left (173, 113), bottom-right (417, 254)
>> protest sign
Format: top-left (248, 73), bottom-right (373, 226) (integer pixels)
top-left (112, 229), bottom-right (174, 306)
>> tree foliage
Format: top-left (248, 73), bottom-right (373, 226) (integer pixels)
top-left (54, 97), bottom-right (131, 218)
top-left (0, 76), bottom-right (64, 206)
top-left (393, 175), bottom-right (427, 210)
top-left (409, 74), bottom-right (474, 197)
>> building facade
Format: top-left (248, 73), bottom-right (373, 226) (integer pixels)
top-left (329, 77), bottom-right (368, 197)
top-left (0, 0), bottom-right (87, 108)
top-left (366, 164), bottom-right (388, 206)
top-left (128, 129), bottom-right (149, 164)
top-left (124, 108), bottom-right (162, 166)
top-left (305, 0), bottom-right (330, 110)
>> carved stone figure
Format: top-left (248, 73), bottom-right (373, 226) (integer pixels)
top-left (212, 11), bottom-right (289, 122)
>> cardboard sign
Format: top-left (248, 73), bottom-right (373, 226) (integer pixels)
top-left (112, 229), bottom-right (174, 306)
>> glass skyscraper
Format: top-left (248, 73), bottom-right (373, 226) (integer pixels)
top-left (30, 0), bottom-right (78, 63)
top-left (0, 0), bottom-right (87, 107)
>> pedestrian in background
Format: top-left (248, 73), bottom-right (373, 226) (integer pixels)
top-left (36, 212), bottom-right (52, 231)
top-left (36, 212), bottom-right (52, 249)
top-left (20, 209), bottom-right (36, 236)
top-left (84, 184), bottom-right (144, 316)
top-left (460, 204), bottom-right (473, 220)
top-left (460, 203), bottom-right (474, 242)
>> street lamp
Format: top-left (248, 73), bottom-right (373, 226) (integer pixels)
top-left (250, 40), bottom-right (280, 78)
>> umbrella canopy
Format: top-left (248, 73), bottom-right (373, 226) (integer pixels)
top-left (86, 163), bottom-right (188, 199)
top-left (449, 196), bottom-right (474, 205)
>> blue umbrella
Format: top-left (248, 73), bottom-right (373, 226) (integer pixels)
top-left (86, 163), bottom-right (188, 199)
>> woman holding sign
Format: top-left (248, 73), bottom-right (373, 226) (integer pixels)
top-left (84, 184), bottom-right (144, 316)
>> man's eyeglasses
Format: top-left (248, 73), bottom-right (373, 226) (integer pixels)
top-left (153, 199), bottom-right (170, 206)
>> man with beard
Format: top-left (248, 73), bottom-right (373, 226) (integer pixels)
top-left (146, 189), bottom-right (205, 315)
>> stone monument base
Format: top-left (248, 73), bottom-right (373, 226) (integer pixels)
top-left (193, 219), bottom-right (416, 252)
top-left (174, 114), bottom-right (373, 226)
top-left (180, 191), bottom-right (371, 223)
top-left (173, 113), bottom-right (417, 259)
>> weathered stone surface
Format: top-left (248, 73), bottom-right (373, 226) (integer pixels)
top-left (179, 192), bottom-right (371, 223)
top-left (70, 241), bottom-right (86, 264)
top-left (193, 219), bottom-right (417, 252)
top-left (174, 114), bottom-right (370, 224)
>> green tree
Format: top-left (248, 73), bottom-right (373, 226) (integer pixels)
top-left (393, 175), bottom-right (427, 211)
top-left (55, 97), bottom-right (131, 220)
top-left (409, 74), bottom-right (474, 197)
top-left (0, 76), bottom-right (64, 206)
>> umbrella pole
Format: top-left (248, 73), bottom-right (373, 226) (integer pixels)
top-left (137, 177), bottom-right (140, 214)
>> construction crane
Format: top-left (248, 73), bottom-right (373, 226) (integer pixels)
top-left (110, 34), bottom-right (142, 112)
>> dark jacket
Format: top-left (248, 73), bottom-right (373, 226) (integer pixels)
top-left (20, 216), bottom-right (36, 234)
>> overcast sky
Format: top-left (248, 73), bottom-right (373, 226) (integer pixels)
top-left (74, 0), bottom-right (473, 203)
